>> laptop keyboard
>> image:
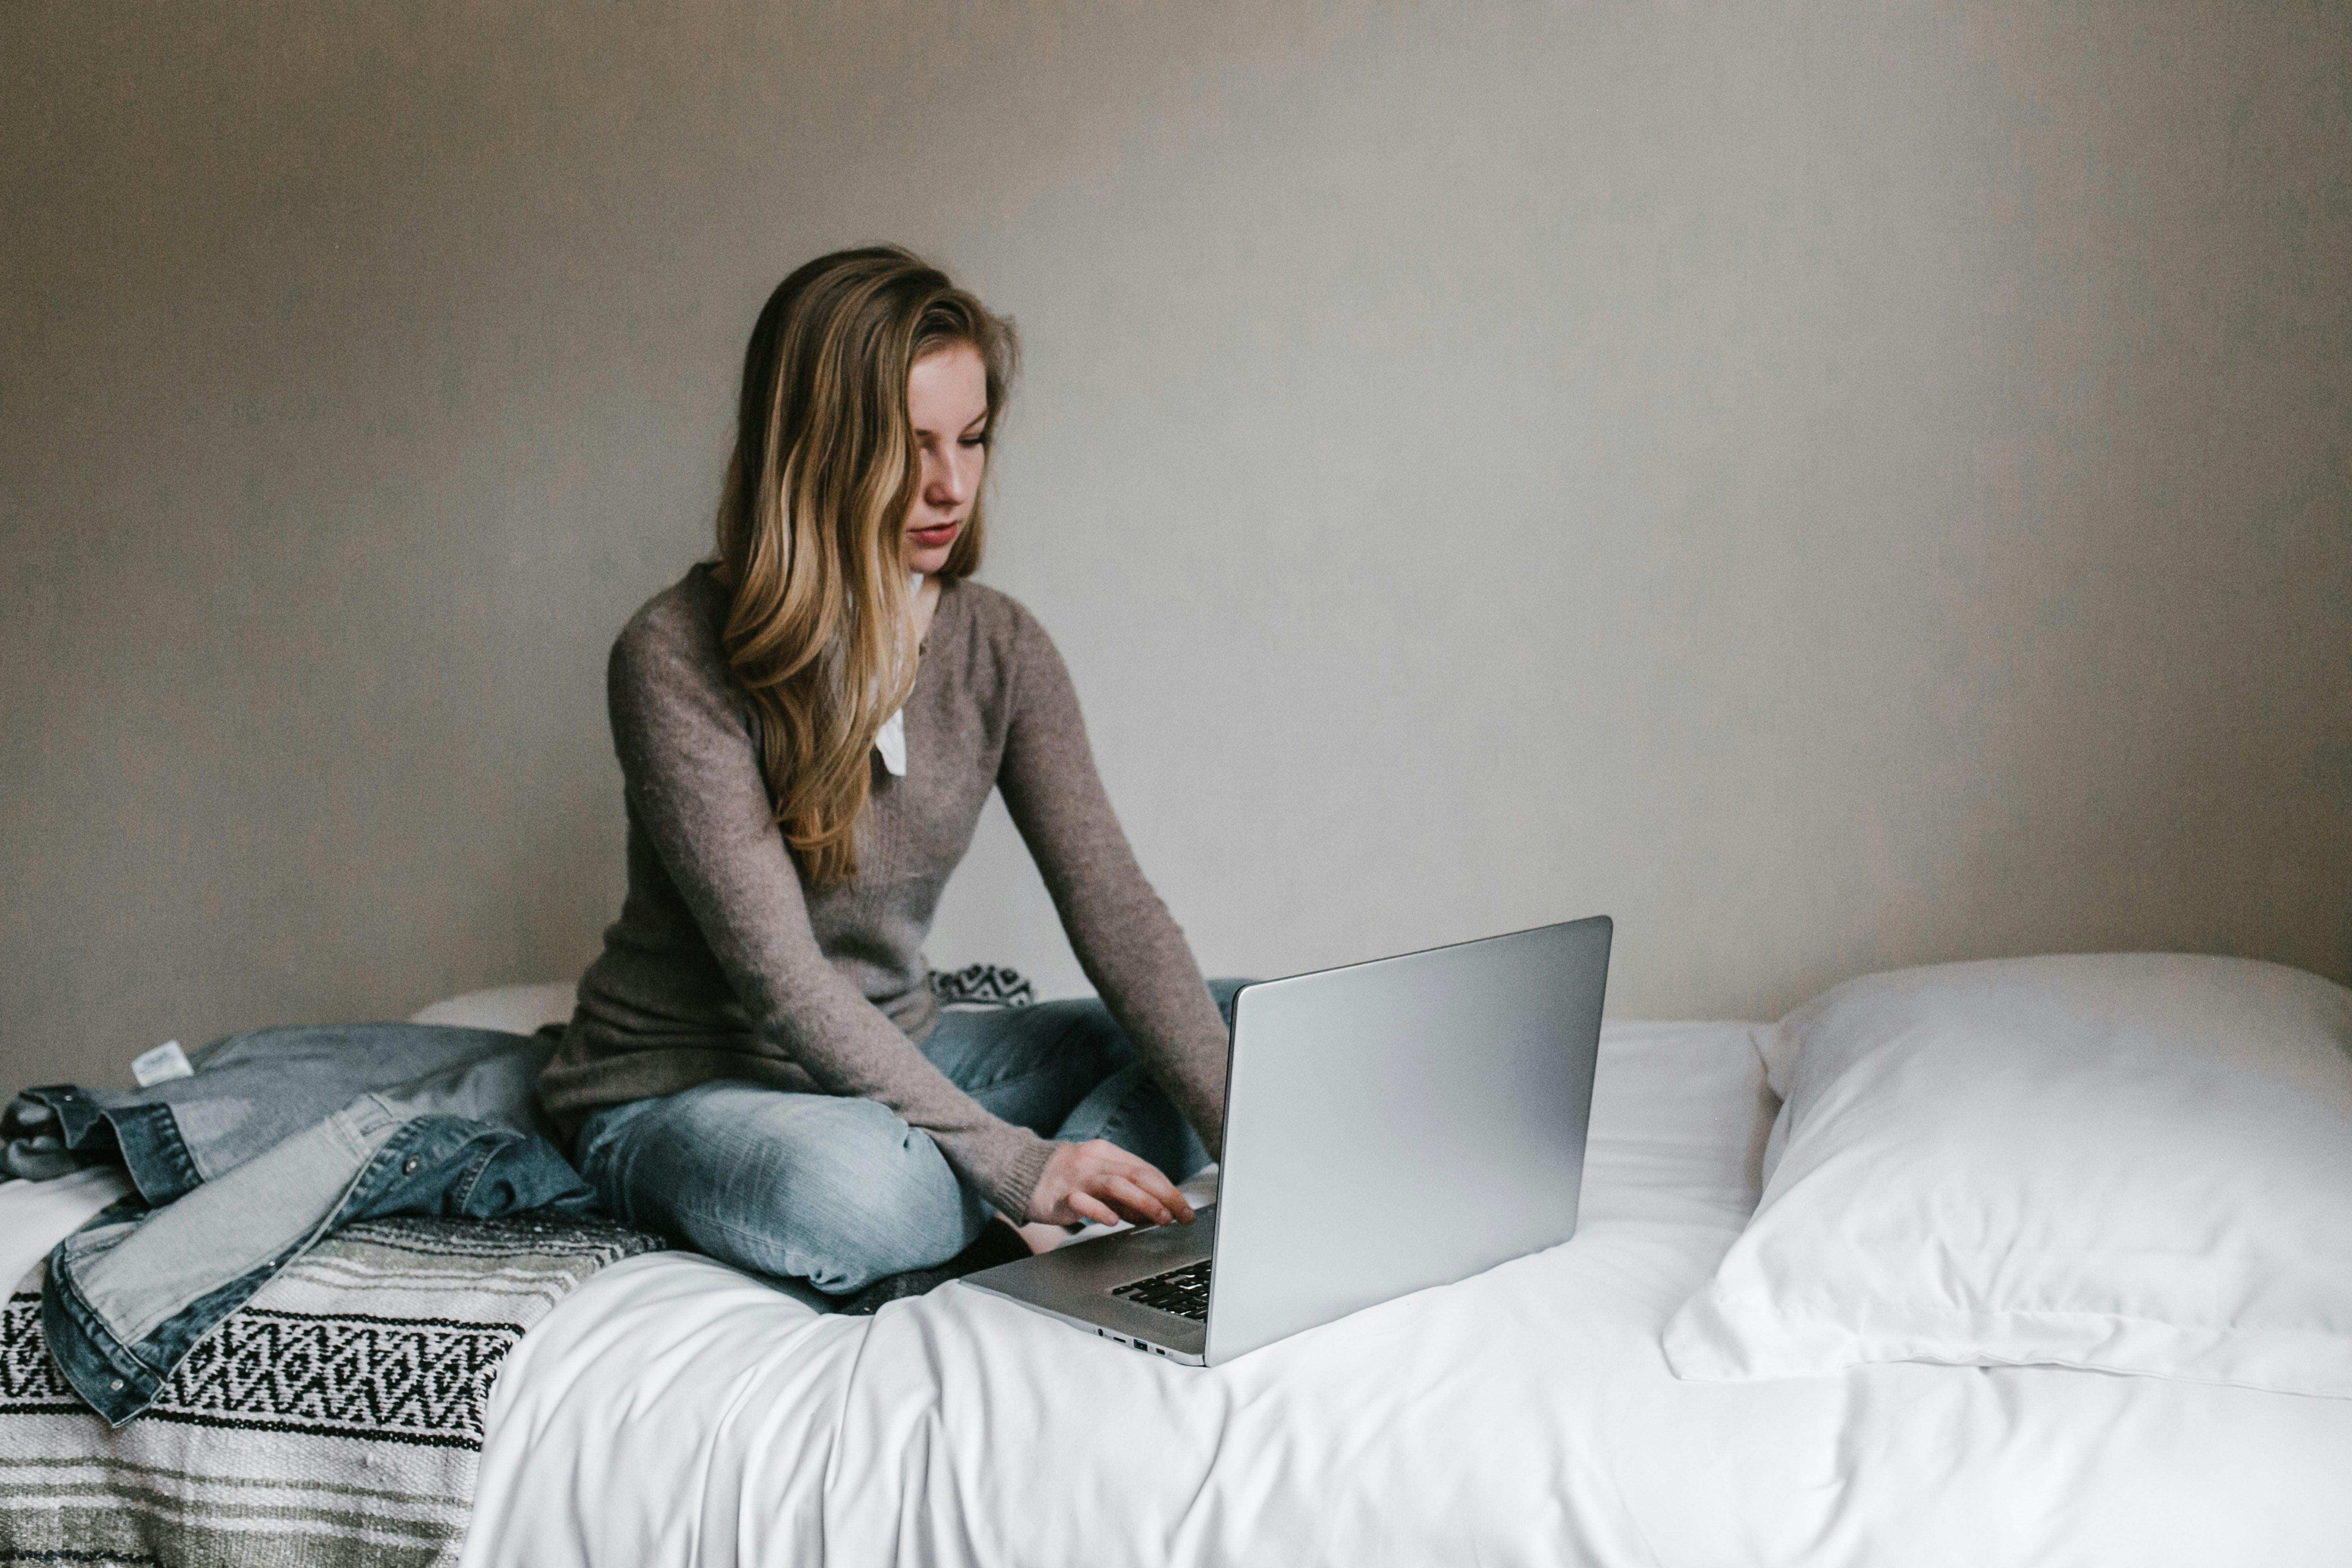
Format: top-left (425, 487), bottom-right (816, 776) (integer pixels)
top-left (1111, 1259), bottom-right (1213, 1321)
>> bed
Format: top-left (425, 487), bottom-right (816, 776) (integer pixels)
top-left (11, 978), bottom-right (2352, 1565)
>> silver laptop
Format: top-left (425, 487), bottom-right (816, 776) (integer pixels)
top-left (963, 916), bottom-right (1612, 1365)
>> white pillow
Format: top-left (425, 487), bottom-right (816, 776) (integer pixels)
top-left (1663, 953), bottom-right (2352, 1396)
top-left (407, 980), bottom-right (577, 1034)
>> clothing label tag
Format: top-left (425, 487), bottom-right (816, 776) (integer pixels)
top-left (131, 1040), bottom-right (194, 1087)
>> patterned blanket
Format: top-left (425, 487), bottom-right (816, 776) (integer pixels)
top-left (0, 1212), bottom-right (662, 1568)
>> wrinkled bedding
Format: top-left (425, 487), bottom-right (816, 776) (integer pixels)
top-left (452, 1021), bottom-right (2352, 1566)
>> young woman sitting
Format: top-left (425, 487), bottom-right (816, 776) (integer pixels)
top-left (536, 246), bottom-right (1237, 1310)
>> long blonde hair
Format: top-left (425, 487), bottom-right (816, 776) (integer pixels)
top-left (712, 247), bottom-right (1016, 889)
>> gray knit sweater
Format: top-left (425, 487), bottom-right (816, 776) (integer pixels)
top-left (537, 565), bottom-right (1230, 1218)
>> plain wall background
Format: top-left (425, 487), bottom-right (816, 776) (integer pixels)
top-left (5, 2), bottom-right (2347, 1091)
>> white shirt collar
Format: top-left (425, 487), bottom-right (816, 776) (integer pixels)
top-left (874, 572), bottom-right (922, 777)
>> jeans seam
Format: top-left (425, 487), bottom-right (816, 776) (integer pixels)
top-left (445, 1127), bottom-right (505, 1212)
top-left (954, 1056), bottom-right (1095, 1098)
top-left (930, 1010), bottom-right (1109, 1093)
top-left (105, 1102), bottom-right (203, 1205)
top-left (42, 1258), bottom-right (166, 1424)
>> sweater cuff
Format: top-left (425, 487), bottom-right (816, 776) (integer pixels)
top-left (981, 1129), bottom-right (1058, 1222)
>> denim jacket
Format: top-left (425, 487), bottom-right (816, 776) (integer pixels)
top-left (6, 1022), bottom-right (595, 1426)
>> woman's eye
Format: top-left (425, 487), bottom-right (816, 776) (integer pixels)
top-left (958, 435), bottom-right (987, 449)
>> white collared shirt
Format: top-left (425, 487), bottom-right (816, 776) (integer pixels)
top-left (873, 573), bottom-right (921, 776)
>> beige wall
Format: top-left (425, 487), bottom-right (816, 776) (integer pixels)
top-left (4, 2), bottom-right (2347, 1091)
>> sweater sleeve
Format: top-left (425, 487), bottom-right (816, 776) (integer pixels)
top-left (608, 615), bottom-right (1055, 1219)
top-left (994, 610), bottom-right (1231, 1158)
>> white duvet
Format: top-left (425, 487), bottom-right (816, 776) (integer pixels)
top-left (456, 1022), bottom-right (2352, 1566)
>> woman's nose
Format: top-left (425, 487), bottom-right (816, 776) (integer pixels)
top-left (928, 451), bottom-right (974, 506)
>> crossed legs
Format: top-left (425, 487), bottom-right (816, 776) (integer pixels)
top-left (573, 981), bottom-right (1242, 1295)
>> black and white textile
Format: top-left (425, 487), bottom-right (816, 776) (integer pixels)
top-left (1, 1211), bottom-right (661, 1568)
top-left (928, 963), bottom-right (1036, 1010)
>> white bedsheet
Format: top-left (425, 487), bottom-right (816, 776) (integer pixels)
top-left (8, 1026), bottom-right (2343, 1564)
top-left (457, 1022), bottom-right (2352, 1567)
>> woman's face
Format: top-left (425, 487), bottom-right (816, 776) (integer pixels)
top-left (903, 342), bottom-right (989, 575)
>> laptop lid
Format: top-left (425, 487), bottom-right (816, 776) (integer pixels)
top-left (1202, 915), bottom-right (1611, 1364)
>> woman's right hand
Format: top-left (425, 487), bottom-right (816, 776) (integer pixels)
top-left (1027, 1139), bottom-right (1195, 1230)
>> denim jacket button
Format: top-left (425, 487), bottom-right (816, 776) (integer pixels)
top-left (110, 1379), bottom-right (125, 1391)
top-left (402, 1156), bottom-right (421, 1175)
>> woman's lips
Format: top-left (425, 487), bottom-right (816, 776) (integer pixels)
top-left (909, 521), bottom-right (960, 546)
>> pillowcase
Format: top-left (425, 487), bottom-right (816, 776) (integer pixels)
top-left (1663, 953), bottom-right (2352, 1396)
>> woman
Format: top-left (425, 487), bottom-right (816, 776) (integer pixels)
top-left (537, 247), bottom-right (1236, 1308)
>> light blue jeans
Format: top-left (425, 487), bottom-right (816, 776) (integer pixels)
top-left (572, 981), bottom-right (1244, 1295)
